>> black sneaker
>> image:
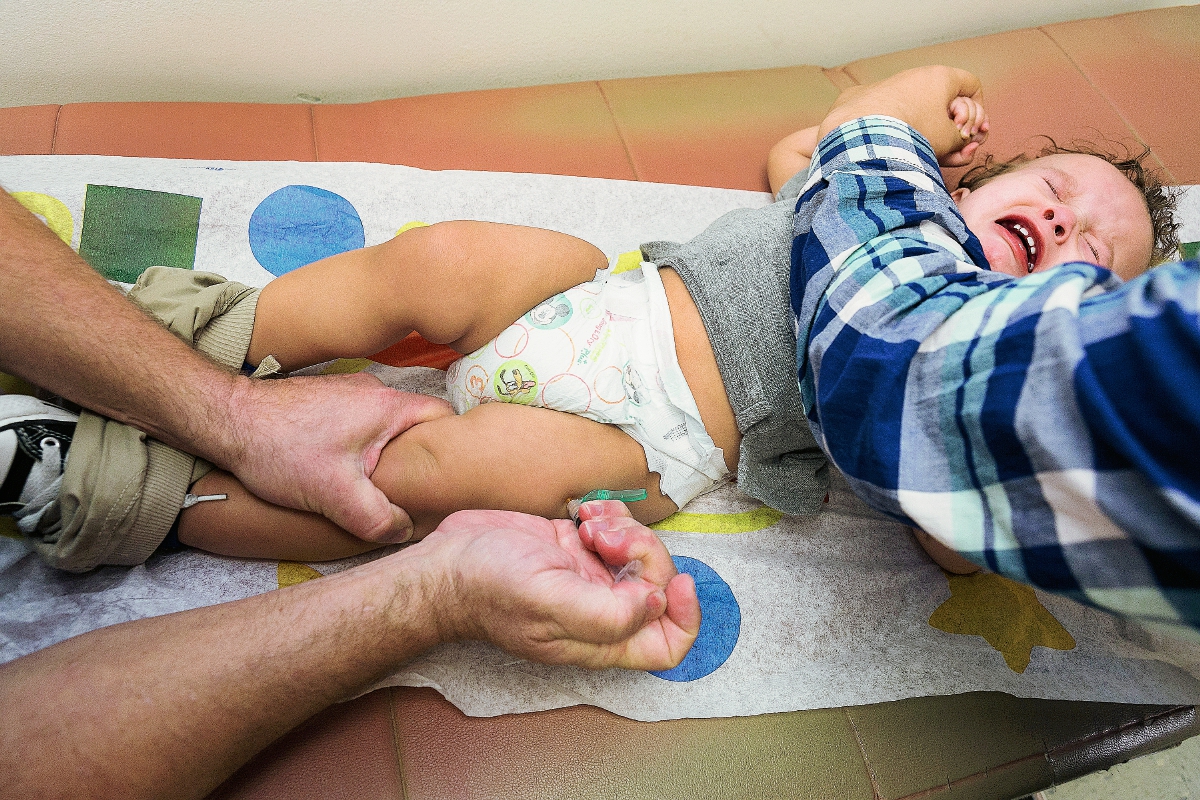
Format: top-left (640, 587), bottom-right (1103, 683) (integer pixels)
top-left (0, 395), bottom-right (78, 531)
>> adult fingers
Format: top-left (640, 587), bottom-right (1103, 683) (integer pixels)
top-left (324, 382), bottom-right (449, 541)
top-left (587, 571), bottom-right (700, 670)
top-left (665, 572), bottom-right (701, 634)
top-left (325, 474), bottom-right (415, 543)
top-left (578, 512), bottom-right (679, 590)
top-left (359, 384), bottom-right (455, 474)
top-left (541, 568), bottom-right (664, 650)
top-left (574, 499), bottom-right (632, 548)
top-left (383, 385), bottom-right (456, 431)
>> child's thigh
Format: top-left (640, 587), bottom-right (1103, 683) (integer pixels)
top-left (372, 401), bottom-right (679, 534)
top-left (394, 221), bottom-right (608, 352)
top-left (252, 221), bottom-right (606, 366)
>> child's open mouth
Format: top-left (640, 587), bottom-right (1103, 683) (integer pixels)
top-left (996, 217), bottom-right (1041, 273)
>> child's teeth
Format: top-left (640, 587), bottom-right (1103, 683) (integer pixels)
top-left (1004, 220), bottom-right (1037, 270)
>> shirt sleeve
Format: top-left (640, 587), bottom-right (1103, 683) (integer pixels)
top-left (791, 115), bottom-right (1200, 635)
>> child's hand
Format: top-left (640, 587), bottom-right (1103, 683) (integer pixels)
top-left (949, 95), bottom-right (986, 139)
top-left (941, 96), bottom-right (989, 168)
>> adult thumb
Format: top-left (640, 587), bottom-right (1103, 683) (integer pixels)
top-left (331, 476), bottom-right (415, 544)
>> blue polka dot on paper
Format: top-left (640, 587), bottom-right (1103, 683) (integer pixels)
top-left (248, 185), bottom-right (365, 276)
top-left (649, 556), bottom-right (740, 682)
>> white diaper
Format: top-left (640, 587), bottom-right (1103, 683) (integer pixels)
top-left (446, 259), bottom-right (729, 507)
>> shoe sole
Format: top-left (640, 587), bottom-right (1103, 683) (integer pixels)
top-left (0, 395), bottom-right (78, 429)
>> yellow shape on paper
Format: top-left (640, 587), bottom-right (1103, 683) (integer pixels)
top-left (278, 561), bottom-right (323, 588)
top-left (0, 371), bottom-right (36, 396)
top-left (0, 516), bottom-right (20, 540)
top-left (320, 358), bottom-right (372, 375)
top-left (612, 250), bottom-right (643, 275)
top-left (928, 570), bottom-right (1076, 673)
top-left (395, 220), bottom-right (429, 237)
top-left (651, 506), bottom-right (784, 534)
top-left (12, 192), bottom-right (73, 245)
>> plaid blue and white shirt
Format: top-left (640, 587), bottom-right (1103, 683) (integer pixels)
top-left (791, 116), bottom-right (1200, 636)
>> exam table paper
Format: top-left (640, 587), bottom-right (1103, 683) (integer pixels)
top-left (1, 155), bottom-right (1198, 721)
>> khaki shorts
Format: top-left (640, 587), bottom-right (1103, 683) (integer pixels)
top-left (27, 267), bottom-right (269, 572)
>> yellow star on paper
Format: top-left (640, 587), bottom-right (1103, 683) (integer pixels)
top-left (928, 570), bottom-right (1076, 673)
top-left (319, 358), bottom-right (372, 375)
top-left (0, 516), bottom-right (19, 540)
top-left (277, 561), bottom-right (323, 589)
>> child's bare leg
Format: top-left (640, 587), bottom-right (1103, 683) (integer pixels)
top-left (249, 221), bottom-right (607, 371)
top-left (177, 402), bottom-right (678, 560)
top-left (370, 402), bottom-right (679, 536)
top-left (178, 470), bottom-right (383, 561)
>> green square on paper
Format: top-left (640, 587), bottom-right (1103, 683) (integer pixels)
top-left (1182, 241), bottom-right (1199, 261)
top-left (78, 184), bottom-right (202, 282)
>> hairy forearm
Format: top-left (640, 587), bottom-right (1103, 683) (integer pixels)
top-left (0, 188), bottom-right (242, 455)
top-left (0, 549), bottom-right (436, 800)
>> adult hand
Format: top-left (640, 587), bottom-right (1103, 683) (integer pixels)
top-left (0, 189), bottom-right (452, 544)
top-left (414, 501), bottom-right (700, 670)
top-left (818, 65), bottom-right (987, 165)
top-left (221, 373), bottom-right (453, 543)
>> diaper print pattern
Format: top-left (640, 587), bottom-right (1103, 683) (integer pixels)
top-left (445, 261), bottom-right (728, 508)
top-left (622, 364), bottom-right (650, 406)
top-left (525, 294), bottom-right (573, 330)
top-left (493, 359), bottom-right (539, 404)
top-left (448, 273), bottom-right (625, 419)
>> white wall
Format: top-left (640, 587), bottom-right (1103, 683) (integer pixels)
top-left (0, 0), bottom-right (1193, 108)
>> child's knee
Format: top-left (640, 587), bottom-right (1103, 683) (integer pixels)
top-left (389, 220), bottom-right (495, 274)
top-left (369, 423), bottom-right (467, 536)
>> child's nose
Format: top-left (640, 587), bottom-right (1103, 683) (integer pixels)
top-left (1043, 204), bottom-right (1077, 242)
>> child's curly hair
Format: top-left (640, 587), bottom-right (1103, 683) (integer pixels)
top-left (957, 139), bottom-right (1182, 266)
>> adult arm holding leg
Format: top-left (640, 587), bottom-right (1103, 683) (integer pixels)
top-left (792, 66), bottom-right (1200, 634)
top-left (0, 188), bottom-right (450, 541)
top-left (0, 501), bottom-right (700, 800)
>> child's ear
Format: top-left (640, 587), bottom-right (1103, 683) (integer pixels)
top-left (950, 187), bottom-right (970, 205)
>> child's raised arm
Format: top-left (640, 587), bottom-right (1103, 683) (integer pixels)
top-left (769, 69), bottom-right (988, 195)
top-left (817, 66), bottom-right (988, 166)
top-left (767, 125), bottom-right (819, 196)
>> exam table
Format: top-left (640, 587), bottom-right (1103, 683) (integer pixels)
top-left (2, 6), bottom-right (1197, 798)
